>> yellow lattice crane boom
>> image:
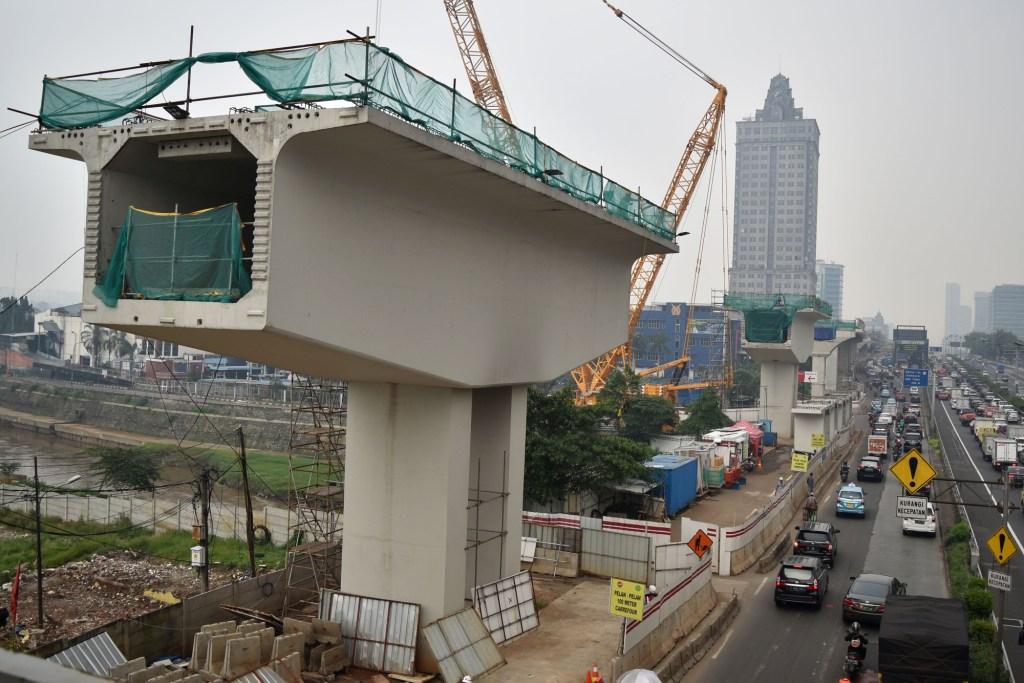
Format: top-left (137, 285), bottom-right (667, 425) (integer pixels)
top-left (443, 0), bottom-right (513, 122)
top-left (570, 2), bottom-right (727, 404)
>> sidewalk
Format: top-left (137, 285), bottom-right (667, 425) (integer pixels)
top-left (680, 447), bottom-right (794, 528)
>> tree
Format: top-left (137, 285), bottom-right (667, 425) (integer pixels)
top-left (619, 396), bottom-right (677, 441)
top-left (525, 388), bottom-right (653, 505)
top-left (0, 296), bottom-right (34, 334)
top-left (88, 446), bottom-right (159, 491)
top-left (80, 324), bottom-right (107, 366)
top-left (678, 391), bottom-right (731, 436)
top-left (728, 361), bottom-right (761, 406)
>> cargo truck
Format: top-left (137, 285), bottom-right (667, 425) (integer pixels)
top-left (995, 438), bottom-right (1018, 467)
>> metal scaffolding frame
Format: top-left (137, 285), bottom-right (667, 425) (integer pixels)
top-left (282, 375), bottom-right (346, 620)
top-left (465, 448), bottom-right (510, 593)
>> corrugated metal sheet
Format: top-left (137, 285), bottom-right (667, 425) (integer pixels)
top-left (580, 528), bottom-right (651, 583)
top-left (473, 570), bottom-right (539, 644)
top-left (318, 589), bottom-right (419, 675)
top-left (232, 666), bottom-right (287, 682)
top-left (422, 608), bottom-right (505, 683)
top-left (47, 631), bottom-right (126, 677)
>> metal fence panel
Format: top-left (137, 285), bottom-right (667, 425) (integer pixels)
top-left (318, 589), bottom-right (418, 675)
top-left (521, 522), bottom-right (580, 552)
top-left (580, 528), bottom-right (651, 583)
top-left (422, 608), bottom-right (504, 683)
top-left (472, 571), bottom-right (539, 645)
top-left (654, 541), bottom-right (698, 593)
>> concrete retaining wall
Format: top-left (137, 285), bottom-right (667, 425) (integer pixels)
top-left (0, 378), bottom-right (296, 451)
top-left (0, 485), bottom-right (293, 547)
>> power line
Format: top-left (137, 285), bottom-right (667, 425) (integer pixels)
top-left (0, 246), bottom-right (84, 318)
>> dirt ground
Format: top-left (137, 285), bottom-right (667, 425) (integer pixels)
top-left (1, 549), bottom-right (240, 650)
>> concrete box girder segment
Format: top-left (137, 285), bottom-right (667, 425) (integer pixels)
top-left (32, 106), bottom-right (675, 653)
top-left (30, 107), bottom-right (677, 388)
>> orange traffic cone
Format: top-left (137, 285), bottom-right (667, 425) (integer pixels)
top-left (584, 664), bottom-right (604, 683)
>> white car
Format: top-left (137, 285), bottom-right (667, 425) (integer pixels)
top-left (902, 501), bottom-right (937, 537)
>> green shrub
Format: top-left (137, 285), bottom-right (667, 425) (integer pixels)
top-left (969, 640), bottom-right (1003, 683)
top-left (963, 586), bottom-right (994, 620)
top-left (946, 522), bottom-right (971, 545)
top-left (969, 618), bottom-right (996, 642)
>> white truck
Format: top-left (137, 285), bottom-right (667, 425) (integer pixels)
top-left (950, 388), bottom-right (965, 410)
top-left (941, 376), bottom-right (955, 390)
top-left (995, 438), bottom-right (1018, 467)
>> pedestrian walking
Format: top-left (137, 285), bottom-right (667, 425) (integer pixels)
top-left (776, 476), bottom-right (785, 494)
top-left (807, 471), bottom-right (815, 494)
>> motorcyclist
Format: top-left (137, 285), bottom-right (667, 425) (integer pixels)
top-left (841, 461), bottom-right (850, 482)
top-left (845, 621), bottom-right (869, 662)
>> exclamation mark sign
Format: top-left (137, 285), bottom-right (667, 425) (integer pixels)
top-left (999, 532), bottom-right (1007, 562)
top-left (908, 456), bottom-right (919, 488)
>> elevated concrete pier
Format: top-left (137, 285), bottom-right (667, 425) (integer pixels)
top-left (31, 107), bottom-right (676, 637)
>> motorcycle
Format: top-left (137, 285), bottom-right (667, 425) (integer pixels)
top-left (840, 463), bottom-right (850, 482)
top-left (844, 636), bottom-right (866, 678)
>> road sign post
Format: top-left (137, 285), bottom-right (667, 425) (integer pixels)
top-left (989, 569), bottom-right (1012, 592)
top-left (810, 432), bottom-right (826, 449)
top-left (896, 495), bottom-right (928, 519)
top-left (903, 368), bottom-right (929, 388)
top-left (790, 452), bottom-right (809, 472)
top-left (687, 529), bottom-right (713, 559)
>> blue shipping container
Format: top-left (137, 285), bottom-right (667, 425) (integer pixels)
top-left (645, 454), bottom-right (698, 517)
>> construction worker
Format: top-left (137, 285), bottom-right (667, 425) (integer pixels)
top-left (584, 664), bottom-right (604, 683)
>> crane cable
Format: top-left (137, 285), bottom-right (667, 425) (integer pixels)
top-left (601, 1), bottom-right (721, 89)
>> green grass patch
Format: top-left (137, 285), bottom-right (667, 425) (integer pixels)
top-left (0, 508), bottom-right (285, 581)
top-left (944, 522), bottom-right (1010, 683)
top-left (138, 443), bottom-right (312, 500)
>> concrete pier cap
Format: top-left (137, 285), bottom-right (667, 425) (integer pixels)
top-left (740, 308), bottom-right (829, 440)
top-left (31, 107), bottom-right (677, 637)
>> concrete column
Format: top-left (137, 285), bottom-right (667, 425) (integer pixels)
top-left (466, 386), bottom-right (527, 595)
top-left (837, 342), bottom-right (852, 388)
top-left (825, 351), bottom-right (839, 393)
top-left (811, 354), bottom-right (828, 398)
top-left (342, 382), bottom-right (472, 624)
top-left (760, 362), bottom-right (798, 440)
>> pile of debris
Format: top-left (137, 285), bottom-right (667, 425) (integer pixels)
top-left (3, 551), bottom-right (240, 648)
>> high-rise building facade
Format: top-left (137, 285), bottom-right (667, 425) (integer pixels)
top-left (730, 75), bottom-right (820, 296)
top-left (974, 292), bottom-right (992, 333)
top-left (815, 260), bottom-right (844, 319)
top-left (945, 282), bottom-right (962, 339)
top-left (992, 284), bottom-right (1024, 338)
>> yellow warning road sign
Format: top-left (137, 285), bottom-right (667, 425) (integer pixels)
top-left (889, 449), bottom-right (936, 495)
top-left (791, 452), bottom-right (809, 472)
top-left (609, 577), bottom-right (646, 621)
top-left (810, 432), bottom-right (826, 449)
top-left (987, 527), bottom-right (1018, 566)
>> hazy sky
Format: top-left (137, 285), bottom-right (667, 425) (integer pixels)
top-left (1, 0), bottom-right (1021, 337)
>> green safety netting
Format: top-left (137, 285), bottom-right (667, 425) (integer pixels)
top-left (724, 293), bottom-right (833, 344)
top-left (816, 319), bottom-right (858, 330)
top-left (39, 42), bottom-right (676, 240)
top-left (93, 204), bottom-right (251, 307)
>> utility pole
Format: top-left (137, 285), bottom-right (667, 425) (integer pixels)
top-left (198, 468), bottom-right (211, 592)
top-left (237, 427), bottom-right (257, 578)
top-left (33, 456), bottom-right (43, 628)
top-left (996, 469), bottom-right (1010, 647)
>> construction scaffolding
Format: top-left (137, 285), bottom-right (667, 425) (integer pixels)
top-left (282, 376), bottom-right (346, 620)
top-left (466, 449), bottom-right (510, 594)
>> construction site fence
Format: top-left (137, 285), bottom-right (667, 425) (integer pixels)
top-left (0, 484), bottom-right (293, 547)
top-left (38, 40), bottom-right (675, 240)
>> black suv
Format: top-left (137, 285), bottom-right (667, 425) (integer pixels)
top-left (793, 521), bottom-right (839, 567)
top-left (775, 555), bottom-right (829, 609)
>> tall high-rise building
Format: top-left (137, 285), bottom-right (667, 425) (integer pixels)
top-left (730, 75), bottom-right (820, 296)
top-left (815, 260), bottom-right (844, 319)
top-left (974, 291), bottom-right (993, 333)
top-left (992, 284), bottom-right (1024, 338)
top-left (945, 282), bottom-right (962, 339)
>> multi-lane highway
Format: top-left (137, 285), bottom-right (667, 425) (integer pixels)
top-left (685, 405), bottom-right (947, 682)
top-left (932, 391), bottom-right (1024, 677)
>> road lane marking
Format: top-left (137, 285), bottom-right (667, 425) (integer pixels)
top-left (710, 627), bottom-right (733, 659)
top-left (753, 576), bottom-right (769, 596)
top-left (937, 401), bottom-right (1024, 553)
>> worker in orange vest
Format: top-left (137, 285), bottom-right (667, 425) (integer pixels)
top-left (584, 664), bottom-right (604, 683)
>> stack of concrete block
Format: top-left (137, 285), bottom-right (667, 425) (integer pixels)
top-left (176, 617), bottom-right (351, 682)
